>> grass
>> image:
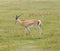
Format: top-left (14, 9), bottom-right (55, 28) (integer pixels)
top-left (0, 0), bottom-right (60, 51)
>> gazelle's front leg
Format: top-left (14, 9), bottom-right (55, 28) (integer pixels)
top-left (26, 27), bottom-right (34, 38)
top-left (24, 27), bottom-right (33, 38)
top-left (24, 28), bottom-right (28, 38)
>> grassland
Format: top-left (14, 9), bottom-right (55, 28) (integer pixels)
top-left (0, 0), bottom-right (60, 51)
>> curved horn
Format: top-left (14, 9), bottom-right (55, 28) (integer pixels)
top-left (16, 14), bottom-right (23, 20)
top-left (16, 15), bottom-right (19, 20)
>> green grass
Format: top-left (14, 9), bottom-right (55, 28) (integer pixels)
top-left (0, 0), bottom-right (60, 51)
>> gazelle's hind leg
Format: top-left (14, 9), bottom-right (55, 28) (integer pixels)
top-left (35, 25), bottom-right (42, 38)
top-left (37, 25), bottom-right (42, 36)
top-left (37, 20), bottom-right (42, 38)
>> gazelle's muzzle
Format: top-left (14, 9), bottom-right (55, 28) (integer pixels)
top-left (15, 20), bottom-right (19, 24)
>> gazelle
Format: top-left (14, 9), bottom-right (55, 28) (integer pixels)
top-left (15, 15), bottom-right (42, 38)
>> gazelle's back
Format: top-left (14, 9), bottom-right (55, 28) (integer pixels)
top-left (21, 19), bottom-right (39, 27)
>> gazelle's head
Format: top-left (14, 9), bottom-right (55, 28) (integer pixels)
top-left (15, 14), bottom-right (23, 24)
top-left (15, 15), bottom-right (20, 24)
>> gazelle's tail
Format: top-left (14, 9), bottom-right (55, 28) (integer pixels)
top-left (38, 20), bottom-right (41, 26)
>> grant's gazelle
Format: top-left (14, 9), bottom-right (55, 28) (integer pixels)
top-left (15, 15), bottom-right (42, 38)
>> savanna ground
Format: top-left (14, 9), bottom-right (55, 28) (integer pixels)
top-left (0, 0), bottom-right (60, 51)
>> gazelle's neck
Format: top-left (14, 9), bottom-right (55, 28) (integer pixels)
top-left (17, 19), bottom-right (22, 24)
